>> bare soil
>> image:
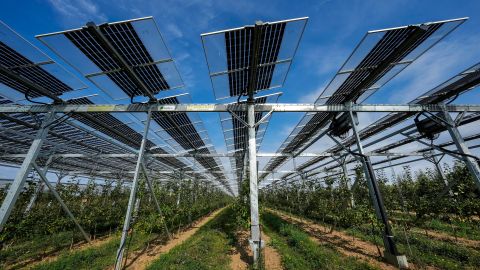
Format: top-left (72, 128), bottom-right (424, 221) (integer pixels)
top-left (262, 233), bottom-right (283, 270)
top-left (229, 229), bottom-right (283, 270)
top-left (410, 228), bottom-right (480, 248)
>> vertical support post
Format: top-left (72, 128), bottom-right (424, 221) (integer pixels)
top-left (114, 109), bottom-right (152, 270)
top-left (141, 163), bottom-right (171, 239)
top-left (348, 110), bottom-right (408, 268)
top-left (32, 162), bottom-right (91, 242)
top-left (247, 99), bottom-right (262, 264)
top-left (0, 112), bottom-right (55, 231)
top-left (441, 107), bottom-right (480, 191)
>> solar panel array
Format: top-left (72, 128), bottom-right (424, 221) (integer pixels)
top-left (0, 19), bottom-right (229, 187)
top-left (0, 21), bottom-right (85, 101)
top-left (220, 93), bottom-right (280, 183)
top-left (67, 97), bottom-right (193, 170)
top-left (300, 114), bottom-right (480, 183)
top-left (260, 18), bottom-right (467, 180)
top-left (37, 17), bottom-right (182, 100)
top-left (0, 15), bottom-right (478, 197)
top-left (152, 95), bottom-right (231, 192)
top-left (202, 17), bottom-right (307, 99)
top-left (277, 63), bottom-right (480, 181)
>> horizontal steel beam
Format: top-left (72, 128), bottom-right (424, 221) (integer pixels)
top-left (0, 151), bottom-right (428, 159)
top-left (0, 104), bottom-right (479, 113)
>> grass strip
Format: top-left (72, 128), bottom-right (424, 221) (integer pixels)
top-left (262, 211), bottom-right (378, 270)
top-left (30, 232), bottom-right (155, 270)
top-left (347, 226), bottom-right (480, 270)
top-left (147, 207), bottom-right (236, 270)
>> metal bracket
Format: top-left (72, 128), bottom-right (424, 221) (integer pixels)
top-left (254, 109), bottom-right (274, 128)
top-left (326, 133), bottom-right (362, 162)
top-left (228, 109), bottom-right (250, 128)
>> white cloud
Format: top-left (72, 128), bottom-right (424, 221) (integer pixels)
top-left (165, 23), bottom-right (183, 38)
top-left (48, 0), bottom-right (107, 26)
top-left (298, 84), bottom-right (326, 103)
top-left (385, 34), bottom-right (480, 104)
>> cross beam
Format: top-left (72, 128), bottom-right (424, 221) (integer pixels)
top-left (0, 104), bottom-right (479, 113)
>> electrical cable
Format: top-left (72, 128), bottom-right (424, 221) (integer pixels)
top-left (25, 89), bottom-right (50, 105)
top-left (130, 95), bottom-right (142, 104)
top-left (43, 112), bottom-right (73, 129)
top-left (446, 93), bottom-right (460, 105)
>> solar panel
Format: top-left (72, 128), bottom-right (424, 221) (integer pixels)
top-left (149, 94), bottom-right (229, 190)
top-left (67, 97), bottom-right (192, 170)
top-left (0, 109), bottom-right (142, 177)
top-left (0, 21), bottom-right (86, 102)
top-left (309, 115), bottom-right (480, 181)
top-left (260, 18), bottom-right (467, 180)
top-left (37, 17), bottom-right (183, 100)
top-left (220, 92), bottom-right (281, 182)
top-left (202, 17), bottom-right (307, 99)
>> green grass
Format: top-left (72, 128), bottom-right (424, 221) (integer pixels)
top-left (271, 207), bottom-right (480, 269)
top-left (30, 232), bottom-right (157, 270)
top-left (346, 225), bottom-right (480, 270)
top-left (0, 230), bottom-right (85, 268)
top-left (147, 207), bottom-right (237, 270)
top-left (261, 211), bottom-right (378, 270)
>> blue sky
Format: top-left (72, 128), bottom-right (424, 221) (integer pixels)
top-left (1, 0), bottom-right (480, 184)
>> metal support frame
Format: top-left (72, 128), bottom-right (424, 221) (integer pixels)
top-left (32, 162), bottom-right (91, 242)
top-left (141, 162), bottom-right (171, 239)
top-left (339, 158), bottom-right (355, 208)
top-left (1, 103), bottom-right (479, 114)
top-left (440, 106), bottom-right (480, 191)
top-left (426, 152), bottom-right (454, 196)
top-left (24, 156), bottom-right (54, 214)
top-left (348, 109), bottom-right (408, 268)
top-left (0, 111), bottom-right (55, 231)
top-left (248, 100), bottom-right (262, 263)
top-left (114, 109), bottom-right (152, 270)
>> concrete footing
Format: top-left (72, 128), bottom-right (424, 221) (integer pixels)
top-left (384, 251), bottom-right (409, 269)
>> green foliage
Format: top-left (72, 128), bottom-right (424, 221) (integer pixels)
top-left (231, 178), bottom-right (250, 229)
top-left (0, 177), bottom-right (231, 268)
top-left (261, 162), bottom-right (480, 269)
top-left (31, 233), bottom-right (153, 270)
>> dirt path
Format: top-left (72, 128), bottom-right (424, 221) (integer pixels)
top-left (262, 233), bottom-right (283, 270)
top-left (123, 207), bottom-right (226, 270)
top-left (267, 209), bottom-right (401, 270)
top-left (229, 229), bottom-right (283, 270)
top-left (9, 234), bottom-right (114, 269)
top-left (410, 228), bottom-right (480, 248)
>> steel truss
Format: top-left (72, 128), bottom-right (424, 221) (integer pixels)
top-left (0, 103), bottom-right (479, 113)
